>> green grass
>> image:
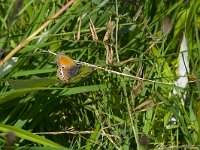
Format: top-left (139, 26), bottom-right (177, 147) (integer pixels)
top-left (0, 0), bottom-right (200, 149)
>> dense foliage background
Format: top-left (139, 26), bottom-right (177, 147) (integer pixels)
top-left (0, 0), bottom-right (200, 149)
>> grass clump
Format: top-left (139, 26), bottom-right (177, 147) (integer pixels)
top-left (0, 0), bottom-right (200, 149)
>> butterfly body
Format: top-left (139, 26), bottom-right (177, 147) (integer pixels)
top-left (56, 54), bottom-right (80, 83)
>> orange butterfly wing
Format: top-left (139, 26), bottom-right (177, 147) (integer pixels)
top-left (56, 54), bottom-right (76, 69)
top-left (56, 54), bottom-right (80, 83)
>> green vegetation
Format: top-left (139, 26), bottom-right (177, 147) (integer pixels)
top-left (0, 0), bottom-right (200, 149)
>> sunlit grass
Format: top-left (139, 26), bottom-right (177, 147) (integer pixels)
top-left (0, 0), bottom-right (200, 149)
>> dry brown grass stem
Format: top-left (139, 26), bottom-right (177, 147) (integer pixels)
top-left (0, 0), bottom-right (76, 67)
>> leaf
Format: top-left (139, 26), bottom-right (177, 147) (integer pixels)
top-left (0, 124), bottom-right (64, 148)
top-left (61, 84), bottom-right (109, 95)
top-left (11, 68), bottom-right (56, 77)
top-left (0, 57), bottom-right (18, 79)
top-left (7, 78), bottom-right (57, 89)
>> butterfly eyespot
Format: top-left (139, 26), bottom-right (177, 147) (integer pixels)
top-left (56, 54), bottom-right (80, 83)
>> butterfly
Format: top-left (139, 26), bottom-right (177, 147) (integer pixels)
top-left (56, 54), bottom-right (80, 83)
